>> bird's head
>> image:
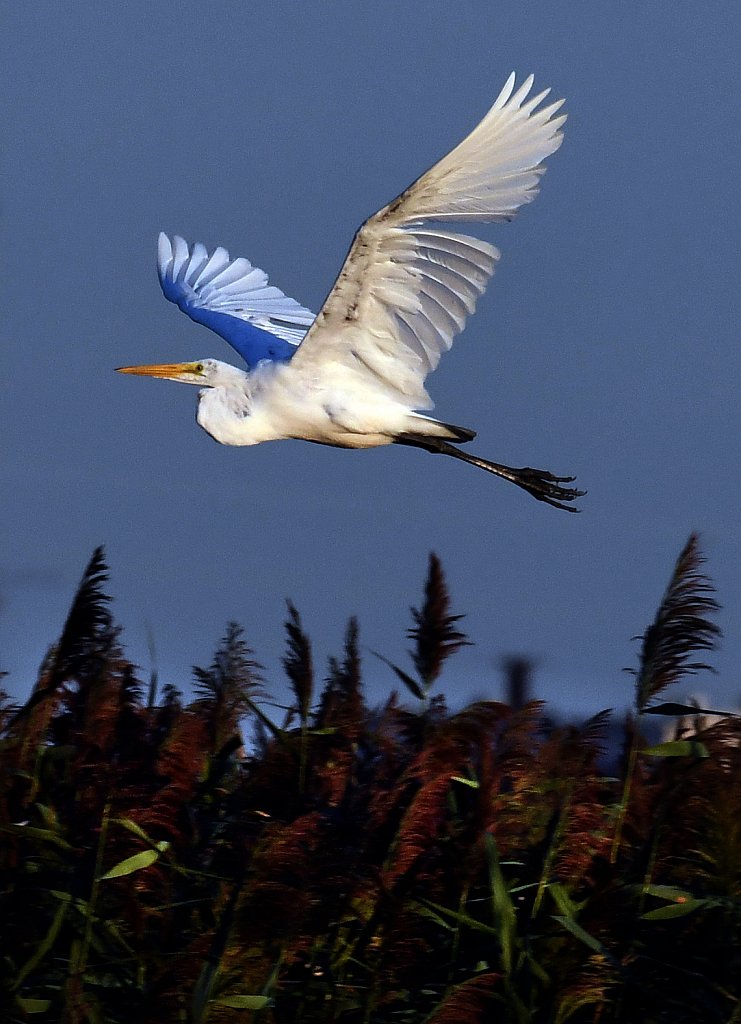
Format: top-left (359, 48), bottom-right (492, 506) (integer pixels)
top-left (116, 358), bottom-right (245, 387)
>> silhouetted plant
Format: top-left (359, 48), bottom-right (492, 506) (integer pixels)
top-left (631, 532), bottom-right (720, 712)
top-left (611, 533), bottom-right (721, 864)
top-left (409, 552), bottom-right (471, 690)
top-left (193, 621), bottom-right (264, 753)
top-left (372, 552), bottom-right (469, 709)
top-left (282, 601), bottom-right (313, 724)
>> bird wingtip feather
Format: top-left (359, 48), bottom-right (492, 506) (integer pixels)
top-left (157, 232), bottom-right (173, 267)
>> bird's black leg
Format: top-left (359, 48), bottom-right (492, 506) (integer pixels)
top-left (393, 434), bottom-right (585, 512)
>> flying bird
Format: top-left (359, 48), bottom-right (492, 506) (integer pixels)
top-left (118, 73), bottom-right (583, 511)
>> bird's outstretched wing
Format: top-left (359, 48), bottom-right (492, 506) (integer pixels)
top-left (158, 233), bottom-right (316, 369)
top-left (289, 73), bottom-right (565, 408)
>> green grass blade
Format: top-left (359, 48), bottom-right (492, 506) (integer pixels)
top-left (16, 998), bottom-right (52, 1014)
top-left (100, 847), bottom-right (163, 879)
top-left (552, 915), bottom-right (611, 959)
top-left (11, 899), bottom-right (68, 991)
top-left (213, 995), bottom-right (271, 1009)
top-left (0, 823), bottom-right (72, 850)
top-left (643, 739), bottom-right (709, 758)
top-left (485, 834), bottom-right (517, 975)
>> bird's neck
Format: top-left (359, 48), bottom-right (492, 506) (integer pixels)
top-left (197, 381), bottom-right (252, 444)
top-left (196, 361), bottom-right (283, 446)
top-left (211, 361), bottom-right (252, 390)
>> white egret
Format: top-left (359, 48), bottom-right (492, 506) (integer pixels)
top-left (118, 73), bottom-right (583, 510)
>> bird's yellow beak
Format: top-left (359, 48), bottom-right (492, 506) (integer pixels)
top-left (116, 361), bottom-right (202, 381)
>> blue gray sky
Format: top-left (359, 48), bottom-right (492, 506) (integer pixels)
top-left (2, 3), bottom-right (740, 716)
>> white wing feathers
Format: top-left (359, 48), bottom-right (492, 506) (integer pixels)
top-left (386, 72), bottom-right (565, 223)
top-left (291, 74), bottom-right (565, 408)
top-left (159, 233), bottom-right (315, 346)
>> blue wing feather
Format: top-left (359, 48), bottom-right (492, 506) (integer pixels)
top-left (158, 233), bottom-right (316, 369)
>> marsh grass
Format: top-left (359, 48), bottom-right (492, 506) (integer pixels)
top-left (1, 542), bottom-right (739, 1023)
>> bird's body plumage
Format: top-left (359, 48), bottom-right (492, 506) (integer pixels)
top-left (119, 73), bottom-right (584, 510)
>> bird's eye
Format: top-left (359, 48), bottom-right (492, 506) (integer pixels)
top-left (195, 363), bottom-right (204, 373)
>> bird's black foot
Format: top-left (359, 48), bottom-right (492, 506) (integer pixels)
top-left (509, 467), bottom-right (585, 512)
top-left (391, 433), bottom-right (585, 512)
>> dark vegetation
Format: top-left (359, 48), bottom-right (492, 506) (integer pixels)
top-left (1, 537), bottom-right (740, 1023)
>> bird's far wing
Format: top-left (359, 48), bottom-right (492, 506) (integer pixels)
top-left (289, 74), bottom-right (565, 408)
top-left (158, 234), bottom-right (316, 366)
